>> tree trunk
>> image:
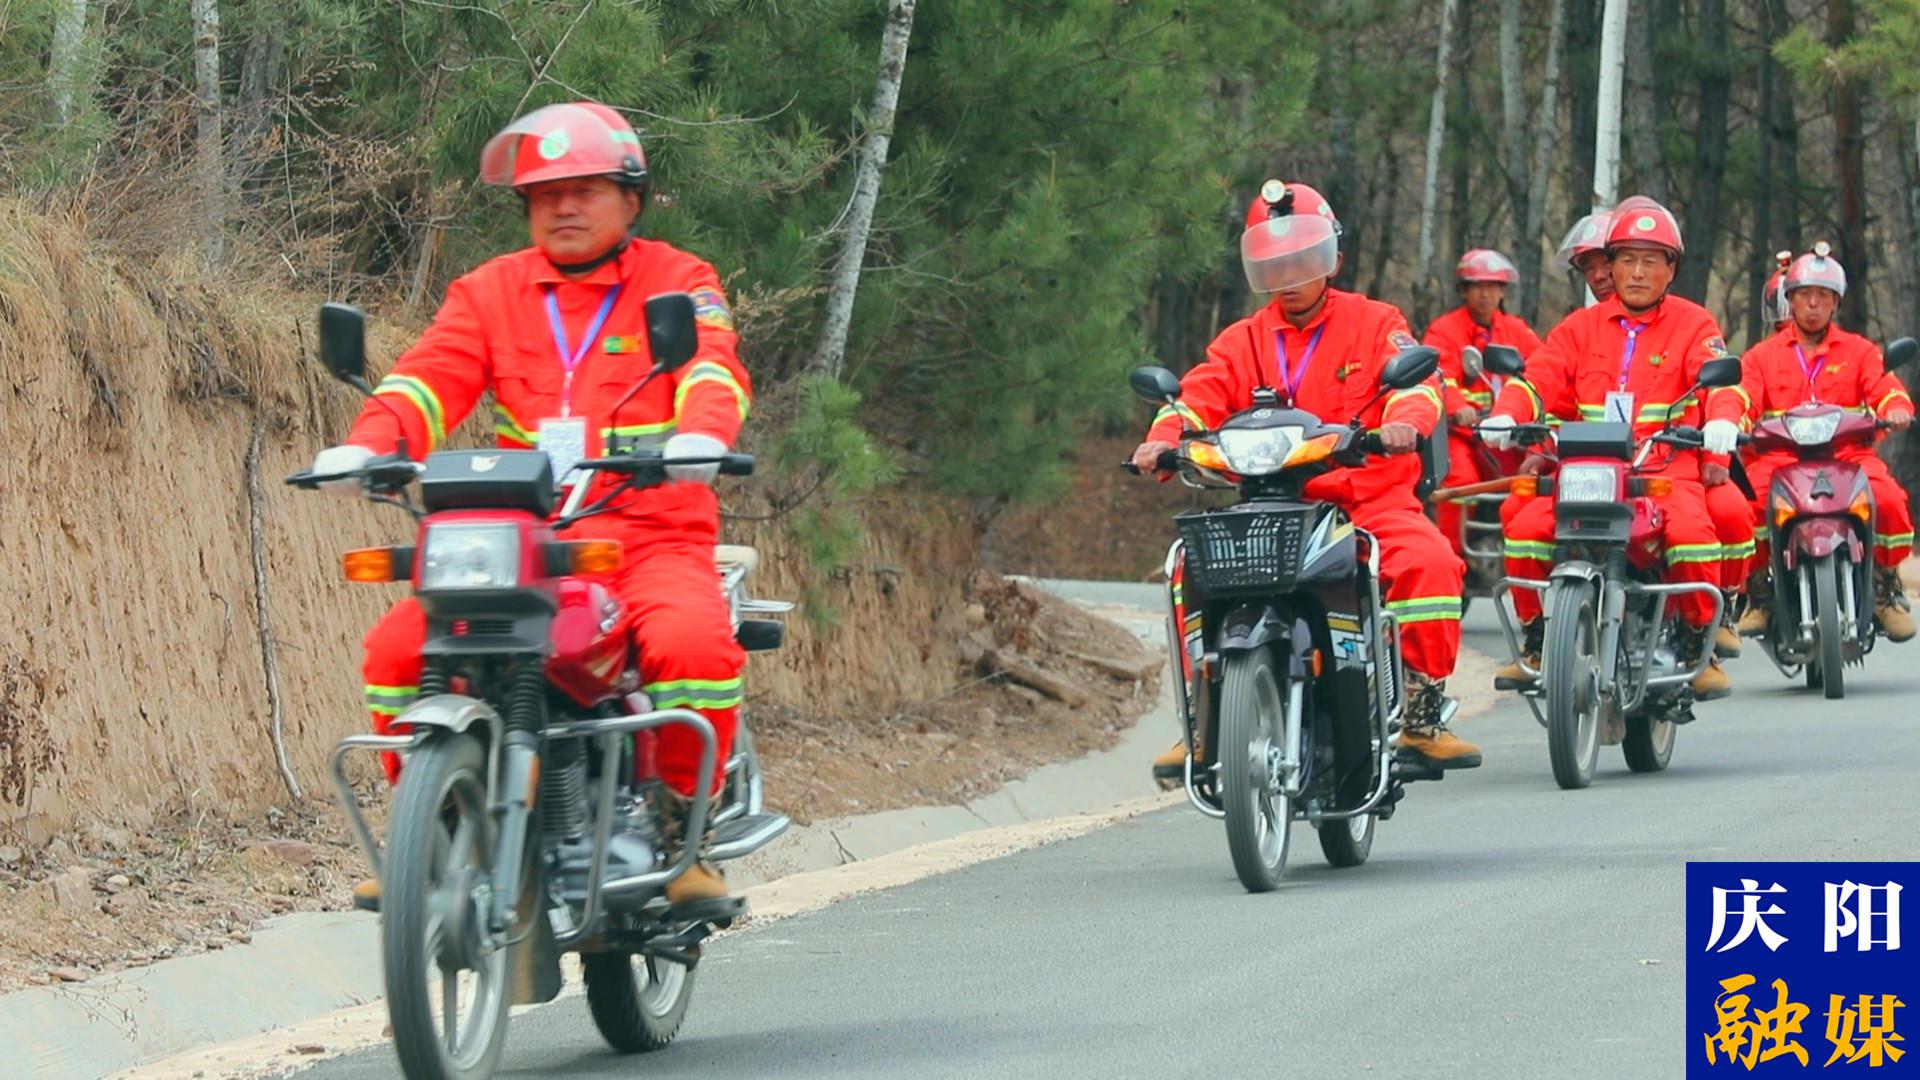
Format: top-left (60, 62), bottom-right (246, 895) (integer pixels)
top-left (1830, 0), bottom-right (1870, 328)
top-left (810, 0), bottom-right (916, 383)
top-left (1415, 0), bottom-right (1462, 328)
top-left (1768, 0), bottom-right (1804, 256)
top-left (234, 22), bottom-right (285, 191)
top-left (1498, 0), bottom-right (1528, 312)
top-left (49, 0), bottom-right (89, 123)
top-left (1567, 0), bottom-right (1601, 216)
top-left (1447, 0), bottom-right (1474, 282)
top-left (1521, 0), bottom-right (1568, 325)
top-left (1594, 0), bottom-right (1628, 207)
top-left (192, 0), bottom-right (223, 264)
top-left (1675, 0), bottom-right (1728, 303)
top-left (1622, 0), bottom-right (1667, 202)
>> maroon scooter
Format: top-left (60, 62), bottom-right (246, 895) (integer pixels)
top-left (1748, 337), bottom-right (1917, 698)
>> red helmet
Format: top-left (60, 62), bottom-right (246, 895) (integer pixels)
top-left (1785, 241), bottom-right (1848, 299)
top-left (1605, 195), bottom-right (1684, 258)
top-left (478, 101), bottom-right (649, 192)
top-left (1455, 248), bottom-right (1519, 285)
top-left (1554, 211), bottom-right (1613, 270)
top-left (1241, 179), bottom-right (1341, 293)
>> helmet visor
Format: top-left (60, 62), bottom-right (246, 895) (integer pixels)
top-left (477, 103), bottom-right (643, 187)
top-left (1240, 216), bottom-right (1339, 294)
top-left (1555, 214), bottom-right (1608, 270)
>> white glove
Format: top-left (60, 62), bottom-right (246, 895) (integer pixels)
top-left (1702, 419), bottom-right (1740, 455)
top-left (1478, 414), bottom-right (1517, 451)
top-left (663, 432), bottom-right (727, 485)
top-left (311, 444), bottom-right (375, 496)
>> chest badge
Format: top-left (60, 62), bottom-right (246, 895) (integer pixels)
top-left (603, 335), bottom-right (640, 355)
top-left (1648, 353), bottom-right (1664, 367)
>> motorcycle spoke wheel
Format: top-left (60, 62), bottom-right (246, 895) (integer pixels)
top-left (1219, 651), bottom-right (1291, 893)
top-left (1544, 581), bottom-right (1602, 790)
top-left (381, 734), bottom-right (511, 1080)
top-left (583, 950), bottom-right (697, 1054)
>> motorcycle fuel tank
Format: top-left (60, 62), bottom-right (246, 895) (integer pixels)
top-left (546, 577), bottom-right (633, 707)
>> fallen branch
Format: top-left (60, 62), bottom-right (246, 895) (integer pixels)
top-left (960, 635), bottom-right (1090, 706)
top-left (1430, 475), bottom-right (1519, 503)
top-left (1063, 648), bottom-right (1162, 683)
top-left (246, 416), bottom-right (302, 801)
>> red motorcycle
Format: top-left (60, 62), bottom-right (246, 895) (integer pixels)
top-left (1745, 337), bottom-right (1917, 699)
top-left (288, 295), bottom-right (789, 1080)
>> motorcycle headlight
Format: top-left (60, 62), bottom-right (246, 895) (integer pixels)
top-left (1555, 463), bottom-right (1620, 505)
top-left (1783, 411), bottom-right (1843, 446)
top-left (1216, 426), bottom-right (1302, 475)
top-left (420, 523), bottom-right (521, 589)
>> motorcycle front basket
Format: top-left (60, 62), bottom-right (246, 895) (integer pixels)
top-left (1174, 502), bottom-right (1315, 596)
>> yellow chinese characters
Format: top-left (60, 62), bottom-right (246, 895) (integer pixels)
top-left (1704, 976), bottom-right (1907, 1070)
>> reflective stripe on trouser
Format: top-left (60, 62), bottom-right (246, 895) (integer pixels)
top-left (1501, 479), bottom-right (1722, 626)
top-left (360, 535), bottom-right (747, 797)
top-left (1359, 504), bottom-right (1464, 680)
top-left (1747, 452), bottom-right (1915, 570)
top-left (1707, 481), bottom-right (1755, 595)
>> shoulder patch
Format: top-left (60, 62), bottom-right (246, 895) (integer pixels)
top-left (1703, 335), bottom-right (1729, 357)
top-left (690, 286), bottom-right (735, 332)
top-left (1388, 330), bottom-right (1418, 352)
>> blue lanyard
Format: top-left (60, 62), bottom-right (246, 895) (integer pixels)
top-left (1271, 325), bottom-right (1327, 405)
top-left (544, 284), bottom-right (623, 373)
top-left (1792, 343), bottom-right (1824, 402)
top-left (1615, 318), bottom-right (1648, 390)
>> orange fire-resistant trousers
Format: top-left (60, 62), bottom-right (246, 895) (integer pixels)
top-left (1501, 479), bottom-right (1723, 627)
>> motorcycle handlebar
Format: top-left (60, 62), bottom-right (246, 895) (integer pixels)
top-left (586, 450), bottom-right (756, 477)
top-left (283, 454), bottom-right (422, 492)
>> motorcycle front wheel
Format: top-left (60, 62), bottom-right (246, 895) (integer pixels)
top-left (1811, 553), bottom-right (1847, 700)
top-left (1219, 650), bottom-right (1292, 893)
top-left (381, 732), bottom-right (511, 1080)
top-left (1544, 579), bottom-right (1602, 790)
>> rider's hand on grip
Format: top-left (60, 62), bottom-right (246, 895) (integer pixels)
top-left (663, 433), bottom-right (727, 485)
top-left (311, 444), bottom-right (375, 495)
top-left (1478, 414), bottom-right (1517, 450)
top-left (1885, 407), bottom-right (1914, 433)
top-left (1130, 440), bottom-right (1178, 477)
top-left (1376, 422), bottom-right (1419, 455)
top-left (1702, 419), bottom-right (1740, 455)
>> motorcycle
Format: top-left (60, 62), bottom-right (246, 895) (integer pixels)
top-left (1125, 346), bottom-right (1446, 893)
top-left (1746, 336), bottom-right (1918, 698)
top-left (288, 294), bottom-right (791, 1080)
top-left (1487, 349), bottom-right (1744, 790)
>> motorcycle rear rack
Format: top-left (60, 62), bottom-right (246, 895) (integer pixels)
top-left (329, 706), bottom-right (722, 950)
top-left (1492, 575), bottom-right (1724, 718)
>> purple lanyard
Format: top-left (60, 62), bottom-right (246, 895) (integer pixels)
top-left (1271, 325), bottom-right (1327, 405)
top-left (1615, 318), bottom-right (1648, 390)
top-left (544, 284), bottom-right (622, 417)
top-left (1792, 343), bottom-right (1823, 402)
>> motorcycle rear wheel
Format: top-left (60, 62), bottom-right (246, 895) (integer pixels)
top-left (1544, 580), bottom-right (1602, 791)
top-left (1316, 812), bottom-right (1375, 868)
top-left (1219, 650), bottom-right (1292, 893)
top-left (583, 950), bottom-right (696, 1053)
top-left (381, 732), bottom-right (511, 1080)
top-left (1812, 553), bottom-right (1847, 700)
top-left (1621, 708), bottom-right (1676, 773)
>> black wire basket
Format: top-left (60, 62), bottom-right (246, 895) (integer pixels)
top-left (1175, 503), bottom-right (1315, 595)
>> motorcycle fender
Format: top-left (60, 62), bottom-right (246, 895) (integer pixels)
top-left (1790, 519), bottom-right (1853, 562)
top-left (1216, 603), bottom-right (1287, 655)
top-left (1547, 561), bottom-right (1603, 587)
top-left (392, 693), bottom-right (501, 737)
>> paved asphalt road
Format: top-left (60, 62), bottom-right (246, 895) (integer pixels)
top-left (297, 594), bottom-right (1920, 1080)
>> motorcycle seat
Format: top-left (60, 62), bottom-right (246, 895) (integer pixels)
top-left (715, 544), bottom-right (760, 577)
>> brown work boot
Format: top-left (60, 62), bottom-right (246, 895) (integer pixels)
top-left (1150, 737), bottom-right (1188, 782)
top-left (658, 789), bottom-right (731, 910)
top-left (1493, 618), bottom-right (1544, 690)
top-left (1714, 622), bottom-right (1744, 659)
top-left (1395, 676), bottom-right (1482, 770)
top-left (351, 877), bottom-right (381, 913)
top-left (1875, 567), bottom-right (1917, 643)
top-left (1680, 626), bottom-right (1732, 700)
top-left (1736, 568), bottom-right (1772, 636)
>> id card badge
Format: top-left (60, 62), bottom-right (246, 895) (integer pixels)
top-left (1603, 391), bottom-right (1635, 424)
top-left (538, 417), bottom-right (588, 488)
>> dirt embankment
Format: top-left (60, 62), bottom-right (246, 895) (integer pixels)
top-left (0, 201), bottom-right (1160, 989)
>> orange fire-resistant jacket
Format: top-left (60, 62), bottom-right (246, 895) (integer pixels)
top-left (1490, 294), bottom-right (1746, 481)
top-left (1422, 305), bottom-right (1542, 414)
top-left (1737, 323), bottom-right (1914, 431)
top-left (345, 239), bottom-right (751, 536)
top-left (1145, 288), bottom-right (1444, 505)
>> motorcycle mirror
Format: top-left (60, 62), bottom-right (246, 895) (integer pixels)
top-left (1698, 356), bottom-right (1743, 389)
top-left (318, 303), bottom-right (372, 394)
top-left (1460, 345), bottom-right (1484, 381)
top-left (1129, 365), bottom-right (1185, 404)
top-left (1885, 337), bottom-right (1919, 370)
top-left (1480, 343), bottom-right (1526, 379)
top-left (1379, 345), bottom-right (1440, 390)
top-left (644, 292), bottom-right (700, 373)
